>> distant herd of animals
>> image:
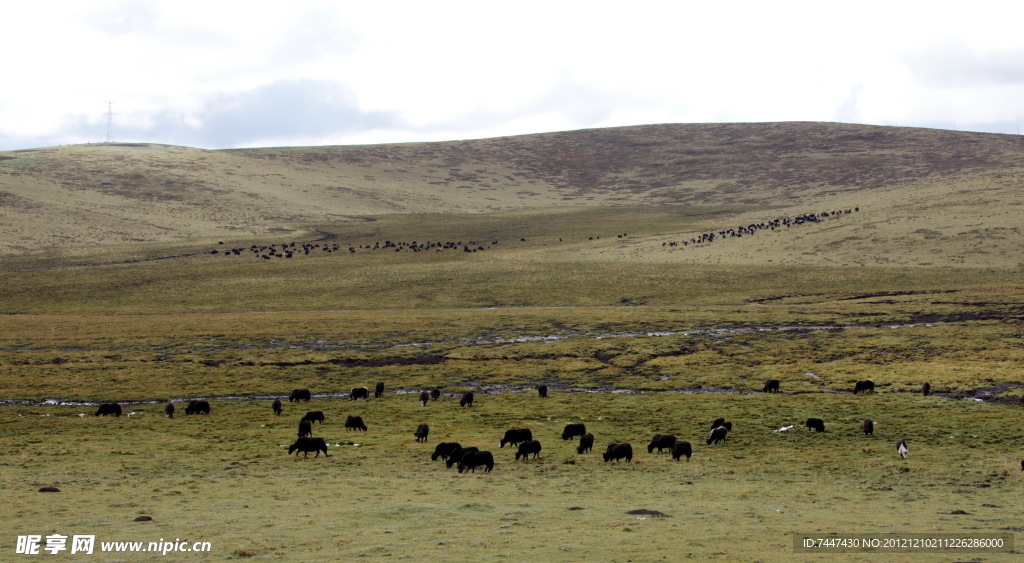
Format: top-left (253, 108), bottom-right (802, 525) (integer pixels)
top-left (87, 376), bottom-right (972, 473)
top-left (661, 208), bottom-right (858, 248)
top-left (203, 207), bottom-right (856, 261)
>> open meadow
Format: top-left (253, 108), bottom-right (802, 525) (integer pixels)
top-left (1, 123), bottom-right (1023, 560)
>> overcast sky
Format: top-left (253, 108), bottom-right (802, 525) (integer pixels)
top-left (3, 1), bottom-right (1023, 151)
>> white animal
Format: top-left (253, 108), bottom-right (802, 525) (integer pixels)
top-left (897, 440), bottom-right (909, 459)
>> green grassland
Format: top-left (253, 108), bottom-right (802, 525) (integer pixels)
top-left (2, 124), bottom-right (1024, 559)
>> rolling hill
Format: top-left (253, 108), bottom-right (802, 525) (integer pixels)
top-left (1, 122), bottom-right (1022, 269)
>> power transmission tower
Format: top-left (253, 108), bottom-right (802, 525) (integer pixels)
top-left (105, 102), bottom-right (115, 143)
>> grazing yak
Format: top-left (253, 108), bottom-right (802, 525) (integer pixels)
top-left (419, 391), bottom-right (430, 406)
top-left (431, 442), bottom-right (462, 461)
top-left (302, 411), bottom-right (325, 424)
top-left (289, 389), bottom-right (311, 402)
top-left (853, 380), bottom-right (875, 394)
top-left (164, 402), bottom-right (174, 418)
top-left (706, 426), bottom-right (728, 445)
top-left (458, 450), bottom-right (495, 473)
top-left (350, 387), bottom-right (370, 400)
top-left (298, 419), bottom-right (313, 438)
top-left (375, 382), bottom-right (384, 398)
top-left (863, 419), bottom-right (874, 435)
top-left (95, 403), bottom-right (122, 417)
top-left (922, 382), bottom-right (931, 396)
top-left (446, 446), bottom-right (479, 469)
top-left (711, 417), bottom-right (726, 430)
top-left (289, 437), bottom-right (329, 458)
top-left (763, 379), bottom-right (780, 393)
top-left (672, 440), bottom-right (693, 461)
top-left (897, 440), bottom-right (909, 459)
top-left (415, 424), bottom-right (429, 442)
top-left (647, 434), bottom-right (677, 454)
top-left (500, 428), bottom-right (533, 448)
top-left (561, 423), bottom-right (587, 440)
top-left (537, 384), bottom-right (548, 398)
top-left (345, 415), bottom-right (367, 431)
top-left (515, 440), bottom-right (542, 460)
top-left (460, 391), bottom-right (475, 407)
top-left (806, 418), bottom-right (826, 432)
top-left (185, 400), bottom-right (210, 415)
top-left (577, 433), bottom-right (595, 454)
top-left (272, 399), bottom-right (282, 415)
top-left (603, 443), bottom-right (633, 463)
top-left (431, 388), bottom-right (441, 401)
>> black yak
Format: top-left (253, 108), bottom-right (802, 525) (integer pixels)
top-left (460, 391), bottom-right (474, 407)
top-left (289, 389), bottom-right (311, 402)
top-left (853, 380), bottom-right (875, 394)
top-left (458, 450), bottom-right (494, 473)
top-left (806, 418), bottom-right (825, 432)
top-left (185, 400), bottom-right (210, 415)
top-left (375, 381), bottom-right (384, 398)
top-left (446, 446), bottom-right (479, 469)
top-left (515, 440), bottom-right (542, 460)
top-left (561, 423), bottom-right (587, 440)
top-left (95, 403), bottom-right (121, 417)
top-left (272, 399), bottom-right (282, 415)
top-left (415, 424), bottom-right (429, 442)
top-left (500, 428), bottom-right (533, 448)
top-left (350, 387), bottom-right (369, 400)
top-left (419, 391), bottom-right (430, 406)
top-left (289, 437), bottom-right (328, 458)
top-left (164, 402), bottom-right (174, 418)
top-left (706, 426), bottom-right (728, 445)
top-left (603, 443), bottom-right (633, 462)
top-left (577, 433), bottom-right (595, 454)
top-left (672, 440), bottom-right (692, 461)
top-left (298, 419), bottom-right (312, 438)
top-left (922, 382), bottom-right (931, 396)
top-left (537, 384), bottom-right (548, 398)
top-left (863, 419), bottom-right (874, 435)
top-left (431, 442), bottom-right (461, 461)
top-left (345, 415), bottom-right (367, 431)
top-left (647, 434), bottom-right (677, 453)
top-left (302, 411), bottom-right (325, 424)
top-left (763, 379), bottom-right (780, 393)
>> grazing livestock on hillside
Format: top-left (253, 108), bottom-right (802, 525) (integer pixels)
top-left (431, 442), bottom-right (461, 461)
top-left (164, 402), bottom-right (174, 418)
top-left (345, 415), bottom-right (367, 431)
top-left (460, 391), bottom-right (475, 407)
top-left (500, 428), bottom-right (533, 448)
top-left (537, 384), bottom-right (548, 398)
top-left (302, 411), bottom-right (325, 424)
top-left (289, 437), bottom-right (328, 458)
top-left (711, 417), bottom-right (726, 429)
top-left (272, 399), bottom-right (282, 415)
top-left (897, 440), bottom-right (909, 459)
top-left (419, 391), bottom-right (430, 406)
top-left (672, 441), bottom-right (693, 461)
top-left (706, 426), bottom-right (728, 445)
top-left (561, 423), bottom-right (587, 440)
top-left (647, 434), bottom-right (677, 454)
top-left (375, 382), bottom-right (384, 398)
top-left (806, 418), bottom-right (826, 432)
top-left (298, 419), bottom-right (312, 438)
top-left (603, 443), bottom-right (633, 463)
top-left (458, 450), bottom-right (494, 473)
top-left (577, 433), bottom-right (595, 454)
top-left (414, 424), bottom-right (429, 442)
top-left (853, 380), bottom-right (875, 394)
top-left (922, 382), bottom-right (931, 396)
top-left (515, 440), bottom-right (542, 460)
top-left (289, 389), bottom-right (311, 402)
top-left (431, 388), bottom-right (441, 401)
top-left (763, 379), bottom-right (780, 393)
top-left (185, 400), bottom-right (210, 415)
top-left (350, 387), bottom-right (369, 400)
top-left (863, 419), bottom-right (874, 435)
top-left (446, 446), bottom-right (479, 469)
top-left (95, 403), bottom-right (122, 417)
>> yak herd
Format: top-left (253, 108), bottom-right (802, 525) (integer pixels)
top-left (92, 376), bottom-right (932, 472)
top-left (662, 208), bottom-right (858, 249)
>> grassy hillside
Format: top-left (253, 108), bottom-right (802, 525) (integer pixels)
top-left (1, 123), bottom-right (1023, 560)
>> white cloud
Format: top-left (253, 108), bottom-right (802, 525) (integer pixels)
top-left (3, 0), bottom-right (1024, 150)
